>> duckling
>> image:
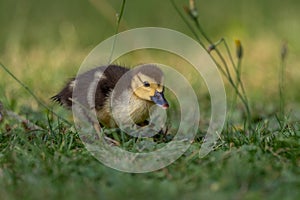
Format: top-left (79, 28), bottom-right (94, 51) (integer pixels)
top-left (52, 64), bottom-right (169, 128)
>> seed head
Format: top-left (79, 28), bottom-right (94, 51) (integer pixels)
top-left (184, 0), bottom-right (198, 19)
top-left (235, 39), bottom-right (243, 59)
top-left (281, 41), bottom-right (288, 61)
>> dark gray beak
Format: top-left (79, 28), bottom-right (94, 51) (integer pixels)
top-left (151, 91), bottom-right (169, 109)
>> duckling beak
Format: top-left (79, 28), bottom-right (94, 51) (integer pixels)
top-left (151, 91), bottom-right (169, 109)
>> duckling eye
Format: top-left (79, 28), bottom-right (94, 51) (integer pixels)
top-left (143, 81), bottom-right (150, 87)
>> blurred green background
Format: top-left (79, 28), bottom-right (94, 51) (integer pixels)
top-left (1, 0), bottom-right (300, 115)
top-left (1, 1), bottom-right (300, 200)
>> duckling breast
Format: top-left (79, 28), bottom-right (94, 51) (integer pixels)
top-left (99, 89), bottom-right (153, 128)
top-left (128, 94), bottom-right (154, 124)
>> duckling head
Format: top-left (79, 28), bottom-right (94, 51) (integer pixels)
top-left (130, 65), bottom-right (169, 109)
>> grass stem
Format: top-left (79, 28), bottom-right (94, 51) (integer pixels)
top-left (0, 62), bottom-right (72, 126)
top-left (279, 42), bottom-right (288, 121)
top-left (108, 0), bottom-right (127, 64)
top-left (171, 0), bottom-right (252, 128)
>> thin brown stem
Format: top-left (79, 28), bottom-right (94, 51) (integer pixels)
top-left (169, 0), bottom-right (204, 47)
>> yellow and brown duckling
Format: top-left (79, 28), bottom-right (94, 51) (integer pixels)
top-left (52, 64), bottom-right (169, 128)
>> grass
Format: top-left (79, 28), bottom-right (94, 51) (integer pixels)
top-left (1, 111), bottom-right (299, 200)
top-left (1, 0), bottom-right (300, 199)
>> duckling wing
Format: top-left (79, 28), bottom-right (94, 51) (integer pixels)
top-left (52, 65), bottom-right (129, 111)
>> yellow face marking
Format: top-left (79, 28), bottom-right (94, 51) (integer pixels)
top-left (156, 84), bottom-right (163, 93)
top-left (131, 73), bottom-right (164, 101)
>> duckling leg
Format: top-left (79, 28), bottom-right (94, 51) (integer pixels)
top-left (103, 136), bottom-right (120, 146)
top-left (153, 125), bottom-right (173, 142)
